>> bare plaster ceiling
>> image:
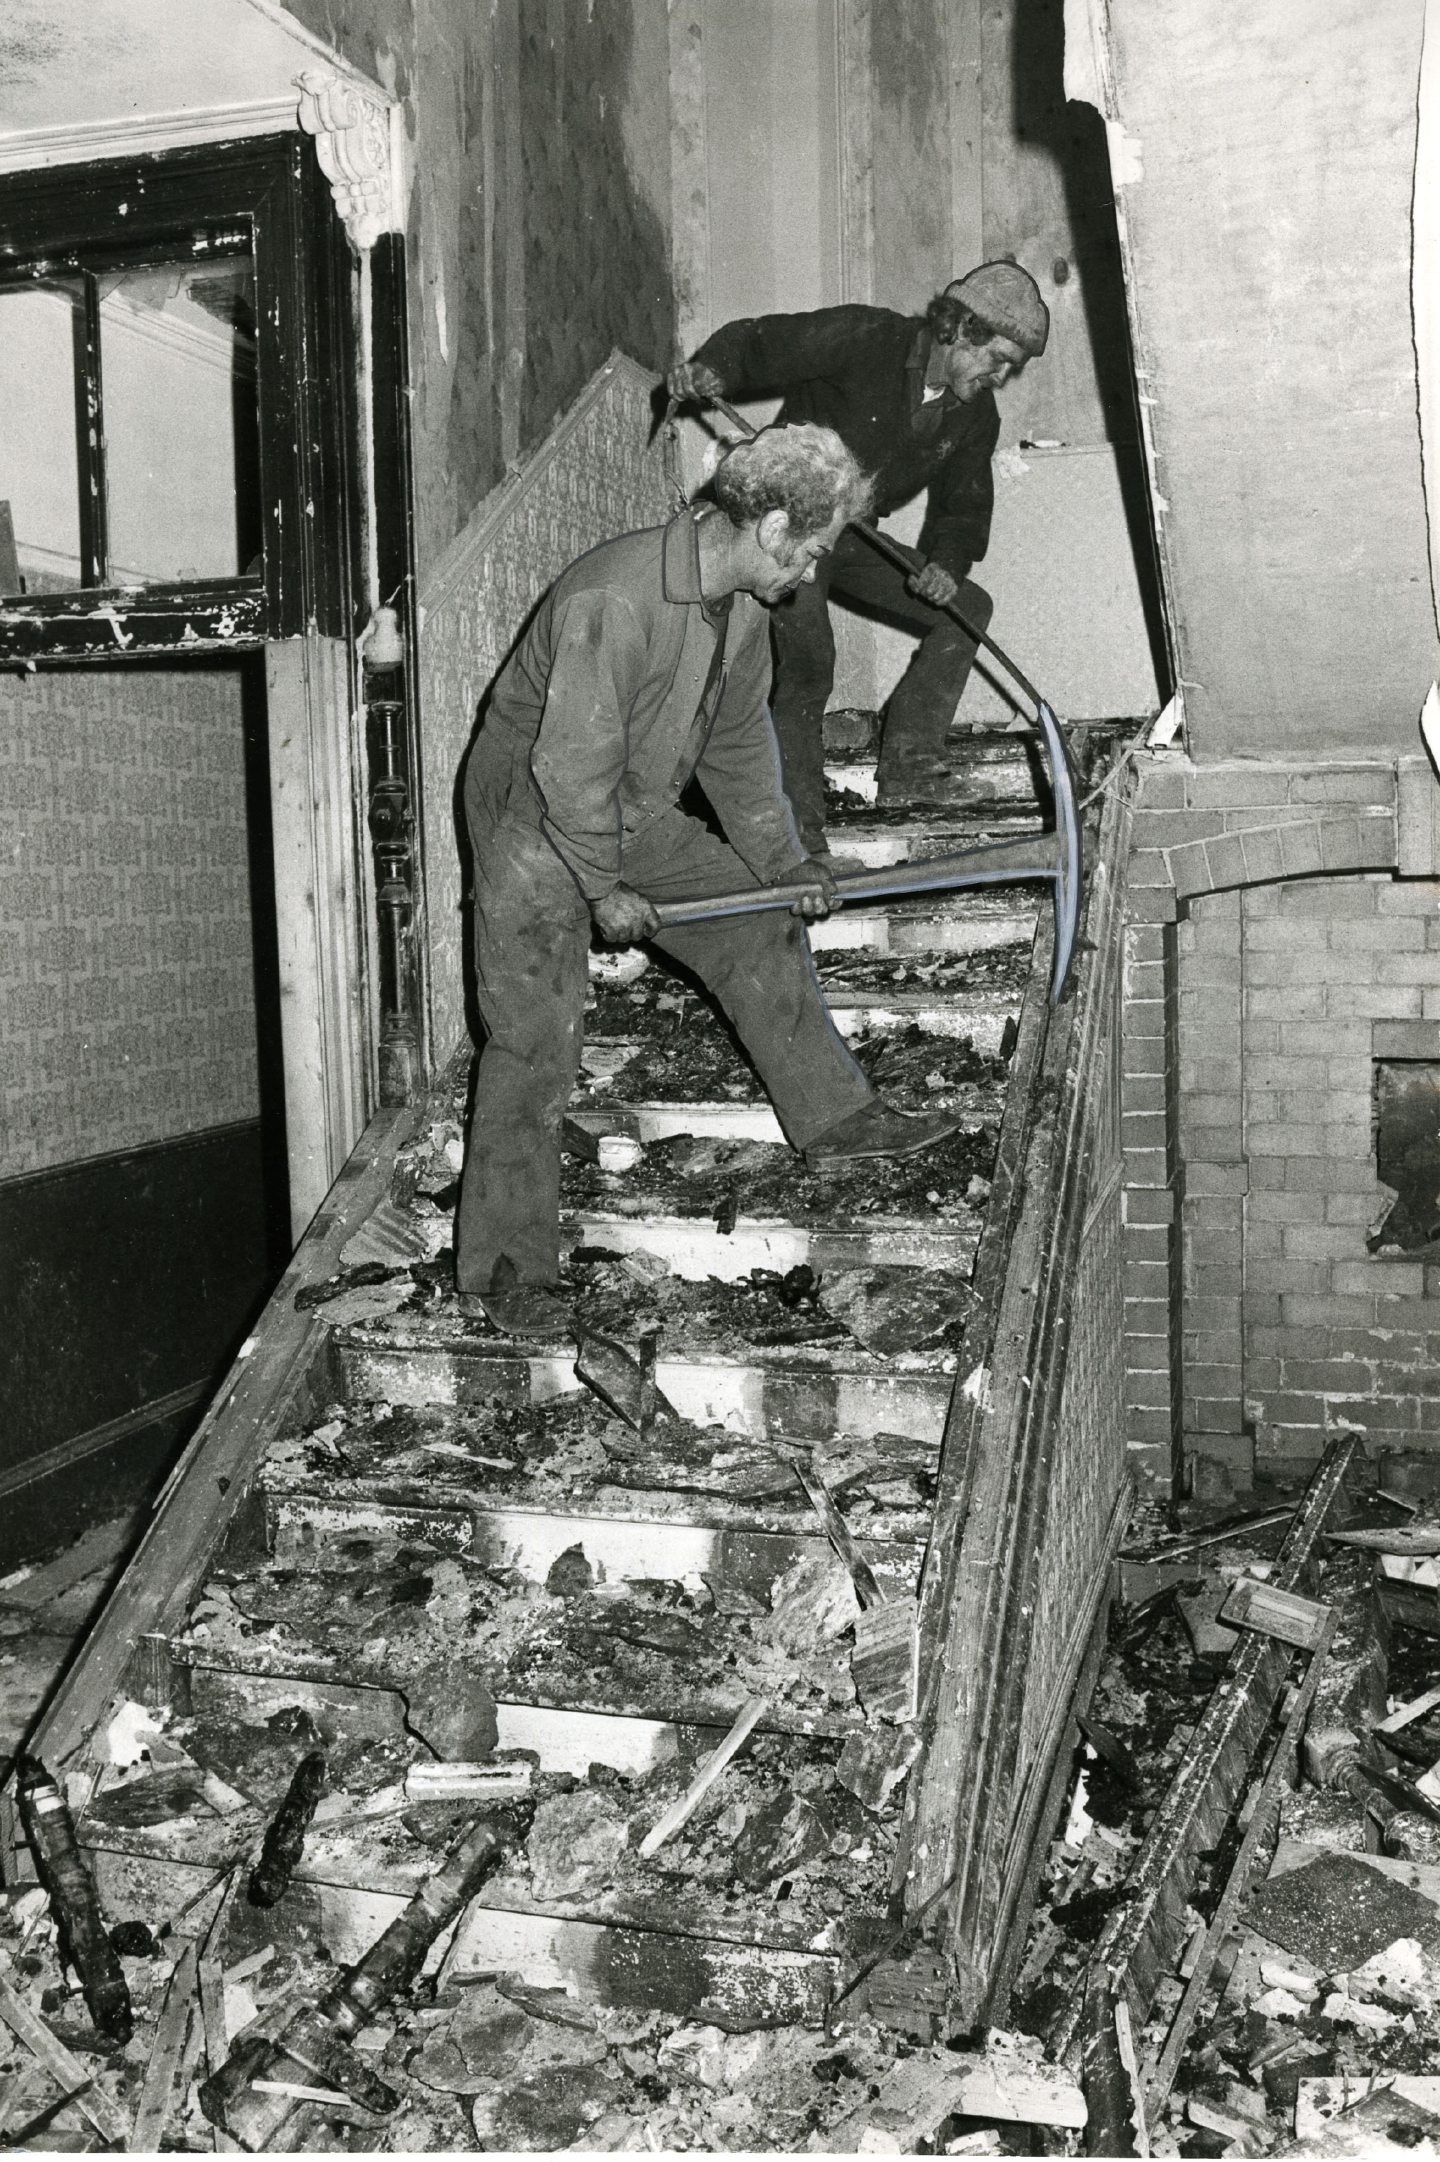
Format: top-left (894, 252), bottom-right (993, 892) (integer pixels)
top-left (0, 0), bottom-right (368, 152)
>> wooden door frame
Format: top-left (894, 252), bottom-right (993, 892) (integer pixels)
top-left (0, 124), bottom-right (424, 1239)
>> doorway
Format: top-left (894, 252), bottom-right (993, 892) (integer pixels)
top-left (0, 133), bottom-right (377, 1554)
top-left (0, 650), bottom-right (290, 1561)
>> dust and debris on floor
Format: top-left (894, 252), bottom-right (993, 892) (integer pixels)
top-left (1007, 1466), bottom-right (1440, 2160)
top-left (3, 1464), bottom-right (1438, 2153)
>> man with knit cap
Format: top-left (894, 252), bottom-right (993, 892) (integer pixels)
top-left (668, 263), bottom-right (1050, 853)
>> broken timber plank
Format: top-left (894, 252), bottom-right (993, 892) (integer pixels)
top-left (637, 1697), bottom-right (765, 1858)
top-left (1146, 1609), bottom-right (1337, 2108)
top-left (127, 1939), bottom-right (198, 2152)
top-left (0, 1968), bottom-right (128, 2146)
top-left (1057, 1433), bottom-right (1357, 2063)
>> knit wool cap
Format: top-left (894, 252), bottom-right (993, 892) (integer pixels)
top-left (947, 262), bottom-right (1049, 357)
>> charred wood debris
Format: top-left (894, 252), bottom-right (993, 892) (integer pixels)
top-left (1, 731), bottom-right (1439, 2153)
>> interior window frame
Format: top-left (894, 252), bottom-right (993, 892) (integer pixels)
top-left (0, 135), bottom-right (358, 660)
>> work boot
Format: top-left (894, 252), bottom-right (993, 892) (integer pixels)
top-left (474, 1281), bottom-right (575, 1342)
top-left (874, 758), bottom-right (953, 810)
top-left (804, 1098), bottom-right (960, 1171)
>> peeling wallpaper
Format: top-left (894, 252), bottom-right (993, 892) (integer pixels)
top-left (418, 355), bottom-right (673, 1062)
top-left (0, 666), bottom-right (261, 1179)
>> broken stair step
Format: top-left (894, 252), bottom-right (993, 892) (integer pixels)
top-left (79, 1817), bottom-right (860, 1960)
top-left (826, 810), bottom-right (1048, 861)
top-left (83, 1732), bottom-right (885, 1959)
top-left (261, 1490), bottom-right (924, 1600)
top-left (596, 976), bottom-right (1022, 1033)
top-left (169, 1627), bottom-right (869, 1740)
top-left (84, 1841), bottom-right (840, 2029)
top-left (569, 1084), bottom-right (1007, 1135)
top-left (330, 1327), bottom-right (956, 1441)
top-left (827, 987), bottom-right (1019, 1051)
top-left (177, 1663), bottom-right (843, 1777)
top-left (556, 1208), bottom-right (977, 1279)
top-left (823, 755), bottom-right (1043, 806)
top-left (806, 893), bottom-right (1037, 957)
top-left (261, 1457), bottom-right (930, 1551)
top-left (260, 1403), bottom-right (935, 1541)
top-left (171, 1555), bottom-right (872, 1737)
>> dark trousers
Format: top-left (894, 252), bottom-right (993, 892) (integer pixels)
top-left (454, 737), bottom-right (875, 1295)
top-left (768, 528), bottom-right (994, 850)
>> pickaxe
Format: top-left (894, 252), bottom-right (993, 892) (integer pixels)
top-left (657, 393), bottom-right (1085, 1000)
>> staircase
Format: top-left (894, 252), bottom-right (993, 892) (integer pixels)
top-left (39, 716), bottom-right (1135, 2072)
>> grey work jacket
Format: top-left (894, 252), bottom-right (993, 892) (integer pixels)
top-left (477, 508), bottom-right (805, 902)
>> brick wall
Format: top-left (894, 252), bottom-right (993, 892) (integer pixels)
top-left (1122, 752), bottom-right (1440, 1491)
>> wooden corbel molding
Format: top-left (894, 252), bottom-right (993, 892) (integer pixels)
top-left (296, 70), bottom-right (395, 251)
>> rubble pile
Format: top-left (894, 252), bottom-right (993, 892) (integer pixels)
top-left (1005, 1473), bottom-right (1440, 2158)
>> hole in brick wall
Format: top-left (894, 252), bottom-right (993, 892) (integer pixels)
top-left (1370, 1061), bottom-right (1440, 1253)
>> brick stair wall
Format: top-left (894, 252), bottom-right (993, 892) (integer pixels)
top-left (1121, 751), bottom-right (1440, 1492)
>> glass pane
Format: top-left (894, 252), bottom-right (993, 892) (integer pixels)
top-left (0, 280), bottom-right (85, 596)
top-left (101, 254), bottom-right (261, 588)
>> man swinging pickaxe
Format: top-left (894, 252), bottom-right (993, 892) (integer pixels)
top-left (661, 390), bottom-right (1083, 1006)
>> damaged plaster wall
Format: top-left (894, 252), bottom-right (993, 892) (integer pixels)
top-left (280, 0), bottom-right (674, 576)
top-left (829, 0), bottom-right (1162, 719)
top-left (1092, 0), bottom-right (1439, 756)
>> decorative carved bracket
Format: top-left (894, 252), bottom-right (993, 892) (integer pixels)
top-left (296, 70), bottom-right (394, 251)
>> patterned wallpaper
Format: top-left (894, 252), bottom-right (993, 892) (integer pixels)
top-left (0, 664), bottom-right (261, 1179)
top-left (418, 352), bottom-right (675, 1061)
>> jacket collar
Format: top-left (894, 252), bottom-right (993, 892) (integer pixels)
top-left (662, 506), bottom-right (711, 604)
top-left (907, 324), bottom-right (953, 409)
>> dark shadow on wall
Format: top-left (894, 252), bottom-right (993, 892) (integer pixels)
top-left (1009, 0), bottom-right (1174, 702)
top-left (516, 0), bottom-right (674, 452)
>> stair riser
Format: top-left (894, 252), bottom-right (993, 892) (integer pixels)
top-left (181, 1662), bottom-right (833, 1766)
top-left (830, 1000), bottom-right (1013, 1050)
top-left (599, 1094), bottom-right (997, 1146)
top-left (443, 1901), bottom-right (836, 2025)
top-left (560, 1212), bottom-right (974, 1279)
top-left (808, 907), bottom-right (1035, 956)
top-left (88, 1844), bottom-right (833, 2027)
top-left (823, 830), bottom-right (1041, 870)
top-left (175, 1628), bottom-right (856, 1738)
top-left (264, 1493), bottom-right (919, 1603)
top-left (826, 758), bottom-right (1039, 805)
top-left (333, 1342), bottom-right (953, 1442)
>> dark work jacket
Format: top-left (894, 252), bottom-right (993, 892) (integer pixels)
top-left (473, 509), bottom-right (805, 903)
top-left (691, 304), bottom-right (999, 581)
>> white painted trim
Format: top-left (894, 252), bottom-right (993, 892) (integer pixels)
top-left (0, 98), bottom-right (302, 175)
top-left (266, 634), bottom-right (372, 1242)
top-left (296, 71), bottom-right (398, 252)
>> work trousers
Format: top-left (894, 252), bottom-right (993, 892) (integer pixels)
top-left (769, 528), bottom-right (994, 850)
top-left (454, 738), bottom-right (875, 1295)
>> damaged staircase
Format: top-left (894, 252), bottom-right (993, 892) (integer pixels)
top-left (23, 715), bottom-right (1135, 2073)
